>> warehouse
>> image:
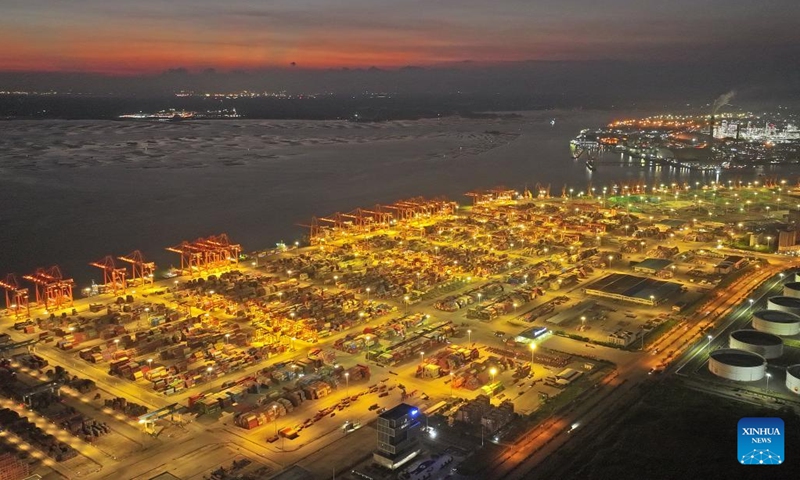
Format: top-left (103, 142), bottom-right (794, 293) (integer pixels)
top-left (583, 273), bottom-right (682, 306)
top-left (632, 258), bottom-right (673, 275)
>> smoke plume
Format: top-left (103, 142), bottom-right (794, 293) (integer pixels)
top-left (712, 90), bottom-right (735, 114)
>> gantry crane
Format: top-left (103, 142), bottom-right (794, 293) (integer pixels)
top-left (118, 250), bottom-right (155, 287)
top-left (89, 256), bottom-right (127, 295)
top-left (23, 266), bottom-right (74, 311)
top-left (166, 241), bottom-right (206, 276)
top-left (0, 274), bottom-right (30, 318)
top-left (167, 234), bottom-right (240, 276)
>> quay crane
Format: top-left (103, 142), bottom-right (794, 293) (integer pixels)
top-left (22, 266), bottom-right (74, 311)
top-left (0, 274), bottom-right (30, 318)
top-left (166, 234), bottom-right (240, 277)
top-left (89, 255), bottom-right (127, 295)
top-left (118, 250), bottom-right (155, 287)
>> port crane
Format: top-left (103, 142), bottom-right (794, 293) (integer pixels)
top-left (0, 274), bottom-right (30, 318)
top-left (167, 234), bottom-right (240, 276)
top-left (22, 266), bottom-right (74, 311)
top-left (118, 250), bottom-right (155, 287)
top-left (89, 256), bottom-right (127, 295)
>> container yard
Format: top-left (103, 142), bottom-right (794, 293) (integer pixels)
top-left (3, 179), bottom-right (800, 480)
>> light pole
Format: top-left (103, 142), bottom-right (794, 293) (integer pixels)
top-left (404, 295), bottom-right (410, 312)
top-left (365, 287), bottom-right (371, 301)
top-left (272, 405), bottom-right (278, 437)
top-left (147, 358), bottom-right (153, 369)
top-left (344, 372), bottom-right (350, 397)
top-left (748, 299), bottom-right (754, 310)
top-left (580, 316), bottom-right (586, 330)
top-left (420, 351), bottom-right (425, 365)
top-left (707, 335), bottom-right (712, 349)
top-left (489, 367), bottom-right (497, 396)
top-left (450, 372), bottom-right (454, 397)
top-left (607, 255), bottom-right (613, 268)
top-left (513, 302), bottom-right (519, 313)
top-left (766, 372), bottom-right (772, 392)
top-left (530, 343), bottom-right (536, 366)
top-left (468, 329), bottom-right (472, 344)
top-left (225, 333), bottom-right (230, 344)
top-left (650, 295), bottom-right (655, 306)
top-left (477, 293), bottom-right (483, 304)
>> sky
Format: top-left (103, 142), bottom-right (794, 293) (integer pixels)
top-left (2, 0), bottom-right (799, 74)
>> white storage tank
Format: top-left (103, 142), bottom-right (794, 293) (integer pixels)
top-left (783, 282), bottom-right (800, 299)
top-left (729, 330), bottom-right (783, 359)
top-left (708, 349), bottom-right (766, 382)
top-left (752, 310), bottom-right (800, 336)
top-left (787, 365), bottom-right (800, 395)
top-left (767, 296), bottom-right (800, 316)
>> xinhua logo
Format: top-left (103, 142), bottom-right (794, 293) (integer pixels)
top-left (738, 417), bottom-right (784, 465)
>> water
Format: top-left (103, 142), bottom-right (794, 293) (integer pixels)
top-left (1, 110), bottom-right (797, 286)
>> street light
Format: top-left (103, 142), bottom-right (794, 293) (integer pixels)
top-left (344, 372), bottom-right (350, 397)
top-left (530, 343), bottom-right (536, 365)
top-left (707, 335), bottom-right (713, 348)
top-left (365, 287), bottom-right (371, 300)
top-left (489, 367), bottom-right (498, 395)
top-left (468, 329), bottom-right (472, 344)
top-left (513, 302), bottom-right (519, 312)
top-left (580, 316), bottom-right (586, 329)
top-left (420, 351), bottom-right (425, 365)
top-left (225, 333), bottom-right (230, 344)
top-left (649, 295), bottom-right (655, 306)
top-left (404, 295), bottom-right (410, 312)
top-left (766, 372), bottom-right (772, 392)
top-left (477, 293), bottom-right (483, 304)
top-left (147, 358), bottom-right (153, 368)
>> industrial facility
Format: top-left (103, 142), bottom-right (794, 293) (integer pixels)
top-left (751, 310), bottom-right (800, 336)
top-left (583, 273), bottom-right (682, 306)
top-left (766, 296), bottom-right (800, 315)
top-left (708, 349), bottom-right (767, 382)
top-left (728, 330), bottom-right (783, 359)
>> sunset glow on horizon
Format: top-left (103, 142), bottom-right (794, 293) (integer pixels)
top-left (1, 0), bottom-right (797, 75)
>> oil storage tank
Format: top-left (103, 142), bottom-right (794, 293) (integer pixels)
top-left (708, 349), bottom-right (766, 382)
top-left (783, 282), bottom-right (800, 299)
top-left (729, 330), bottom-right (783, 359)
top-left (786, 365), bottom-right (800, 395)
top-left (752, 310), bottom-right (800, 336)
top-left (766, 296), bottom-right (800, 316)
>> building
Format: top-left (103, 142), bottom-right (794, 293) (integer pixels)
top-left (583, 273), bottom-right (682, 306)
top-left (778, 230), bottom-right (797, 249)
top-left (374, 403), bottom-right (423, 470)
top-left (713, 255), bottom-right (748, 274)
top-left (632, 258), bottom-right (673, 275)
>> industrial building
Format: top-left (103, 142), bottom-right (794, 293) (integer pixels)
top-left (583, 273), bottom-right (682, 306)
top-left (752, 310), bottom-right (800, 336)
top-left (708, 349), bottom-right (767, 382)
top-left (631, 258), bottom-right (673, 275)
top-left (786, 365), bottom-right (800, 395)
top-left (728, 330), bottom-right (783, 359)
top-left (713, 255), bottom-right (748, 274)
top-left (374, 403), bottom-right (423, 470)
top-left (767, 296), bottom-right (800, 316)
